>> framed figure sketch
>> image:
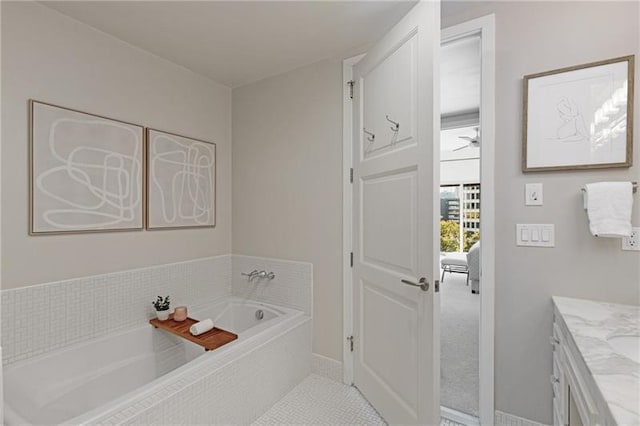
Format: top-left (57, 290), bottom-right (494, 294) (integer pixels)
top-left (30, 100), bottom-right (144, 234)
top-left (146, 128), bottom-right (216, 230)
top-left (522, 55), bottom-right (634, 172)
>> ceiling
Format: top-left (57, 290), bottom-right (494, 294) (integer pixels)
top-left (440, 34), bottom-right (480, 117)
top-left (43, 1), bottom-right (417, 88)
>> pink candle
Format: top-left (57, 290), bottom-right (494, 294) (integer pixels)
top-left (173, 306), bottom-right (188, 322)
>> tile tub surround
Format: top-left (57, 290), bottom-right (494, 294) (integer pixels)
top-left (107, 317), bottom-right (312, 425)
top-left (553, 296), bottom-right (640, 425)
top-left (232, 255), bottom-right (313, 316)
top-left (1, 255), bottom-right (232, 365)
top-left (1, 254), bottom-right (313, 365)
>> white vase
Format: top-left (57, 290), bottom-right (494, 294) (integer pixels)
top-left (156, 309), bottom-right (170, 321)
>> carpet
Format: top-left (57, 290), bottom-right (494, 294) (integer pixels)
top-left (440, 270), bottom-right (480, 417)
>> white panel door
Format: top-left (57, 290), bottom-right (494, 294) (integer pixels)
top-left (352, 2), bottom-right (440, 424)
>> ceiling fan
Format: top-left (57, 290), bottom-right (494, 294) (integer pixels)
top-left (453, 127), bottom-right (481, 151)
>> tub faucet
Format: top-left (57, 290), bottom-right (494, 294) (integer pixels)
top-left (241, 270), bottom-right (275, 282)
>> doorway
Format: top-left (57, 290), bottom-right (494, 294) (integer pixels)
top-left (439, 15), bottom-right (495, 425)
top-left (342, 12), bottom-right (495, 426)
top-left (439, 32), bottom-right (482, 422)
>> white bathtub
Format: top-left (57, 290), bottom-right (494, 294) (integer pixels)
top-left (4, 298), bottom-right (305, 425)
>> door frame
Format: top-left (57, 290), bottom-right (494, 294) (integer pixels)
top-left (342, 14), bottom-right (495, 425)
top-left (341, 52), bottom-right (363, 387)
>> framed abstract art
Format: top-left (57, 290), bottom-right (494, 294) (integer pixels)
top-left (30, 100), bottom-right (144, 234)
top-left (146, 128), bottom-right (216, 230)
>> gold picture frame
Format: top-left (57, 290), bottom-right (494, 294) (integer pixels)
top-left (522, 55), bottom-right (634, 172)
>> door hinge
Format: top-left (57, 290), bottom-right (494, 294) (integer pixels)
top-left (350, 252), bottom-right (353, 267)
top-left (347, 80), bottom-right (355, 99)
top-left (350, 168), bottom-right (353, 183)
top-left (347, 335), bottom-right (354, 352)
top-left (435, 280), bottom-right (440, 293)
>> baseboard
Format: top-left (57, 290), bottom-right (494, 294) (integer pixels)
top-left (311, 353), bottom-right (343, 383)
top-left (441, 407), bottom-right (478, 426)
top-left (495, 410), bottom-right (549, 426)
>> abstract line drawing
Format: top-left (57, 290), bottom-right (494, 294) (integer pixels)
top-left (30, 101), bottom-right (144, 234)
top-left (147, 129), bottom-right (216, 229)
top-left (523, 55), bottom-right (633, 172)
top-left (549, 97), bottom-right (589, 143)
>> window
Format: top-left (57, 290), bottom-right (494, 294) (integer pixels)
top-left (440, 183), bottom-right (480, 253)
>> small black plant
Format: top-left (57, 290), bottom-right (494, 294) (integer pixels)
top-left (152, 295), bottom-right (170, 311)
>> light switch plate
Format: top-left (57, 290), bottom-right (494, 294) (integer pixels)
top-left (622, 228), bottom-right (640, 251)
top-left (525, 183), bottom-right (543, 206)
top-left (517, 224), bottom-right (555, 247)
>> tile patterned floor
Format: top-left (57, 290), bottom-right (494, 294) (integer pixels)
top-left (253, 374), bottom-right (386, 425)
top-left (253, 374), bottom-right (466, 426)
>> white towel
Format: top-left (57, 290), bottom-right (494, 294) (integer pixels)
top-left (585, 182), bottom-right (633, 238)
top-left (190, 319), bottom-right (214, 336)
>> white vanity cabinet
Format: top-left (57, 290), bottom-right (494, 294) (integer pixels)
top-left (551, 296), bottom-right (640, 426)
top-left (550, 320), bottom-right (568, 426)
top-left (552, 310), bottom-right (606, 426)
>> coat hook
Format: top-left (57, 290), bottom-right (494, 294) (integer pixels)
top-left (386, 115), bottom-right (400, 132)
top-left (363, 128), bottom-right (375, 142)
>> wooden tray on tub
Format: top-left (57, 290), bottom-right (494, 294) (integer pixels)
top-left (149, 316), bottom-right (237, 351)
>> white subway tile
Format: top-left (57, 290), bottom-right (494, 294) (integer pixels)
top-left (1, 255), bottom-right (232, 365)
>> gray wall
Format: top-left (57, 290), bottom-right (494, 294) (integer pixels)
top-left (1, 2), bottom-right (232, 289)
top-left (232, 59), bottom-right (344, 361)
top-left (443, 2), bottom-right (640, 423)
top-left (233, 1), bottom-right (640, 423)
top-left (3, 1), bottom-right (638, 423)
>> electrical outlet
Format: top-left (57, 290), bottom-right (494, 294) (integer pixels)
top-left (622, 227), bottom-right (640, 251)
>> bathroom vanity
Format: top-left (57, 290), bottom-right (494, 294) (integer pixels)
top-left (552, 297), bottom-right (640, 426)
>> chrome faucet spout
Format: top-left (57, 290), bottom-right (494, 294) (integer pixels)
top-left (241, 269), bottom-right (276, 282)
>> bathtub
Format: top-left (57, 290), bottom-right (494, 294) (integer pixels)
top-left (4, 297), bottom-right (309, 425)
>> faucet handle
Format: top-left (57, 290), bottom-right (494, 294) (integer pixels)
top-left (241, 269), bottom-right (275, 281)
top-left (241, 270), bottom-right (259, 281)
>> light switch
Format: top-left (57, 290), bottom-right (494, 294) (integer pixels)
top-left (531, 228), bottom-right (540, 241)
top-left (525, 183), bottom-right (543, 206)
top-left (516, 224), bottom-right (555, 247)
top-left (542, 228), bottom-right (551, 242)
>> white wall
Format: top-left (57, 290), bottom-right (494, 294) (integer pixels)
top-left (441, 158), bottom-right (479, 185)
top-left (3, 2), bottom-right (638, 423)
top-left (234, 2), bottom-right (640, 423)
top-left (1, 2), bottom-right (232, 289)
top-left (232, 58), bottom-right (344, 361)
top-left (443, 2), bottom-right (640, 423)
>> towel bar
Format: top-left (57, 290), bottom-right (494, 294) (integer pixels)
top-left (581, 181), bottom-right (637, 210)
top-left (580, 181), bottom-right (637, 194)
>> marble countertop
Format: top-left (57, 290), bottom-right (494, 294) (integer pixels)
top-left (553, 296), bottom-right (640, 425)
